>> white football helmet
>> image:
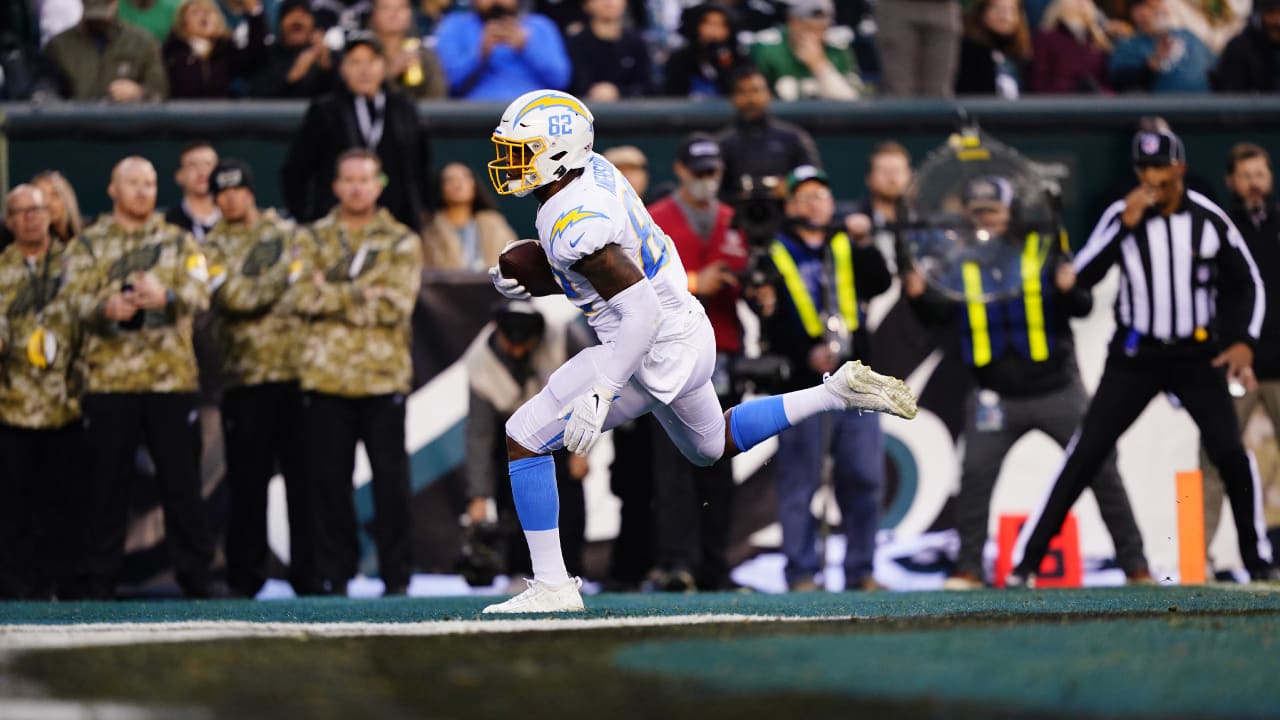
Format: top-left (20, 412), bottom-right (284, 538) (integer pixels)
top-left (488, 89), bottom-right (595, 197)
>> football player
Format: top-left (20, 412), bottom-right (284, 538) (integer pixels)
top-left (484, 89), bottom-right (918, 612)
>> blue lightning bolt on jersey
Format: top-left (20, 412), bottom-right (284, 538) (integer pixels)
top-left (534, 153), bottom-right (694, 343)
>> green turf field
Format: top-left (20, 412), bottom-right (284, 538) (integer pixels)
top-left (3, 586), bottom-right (1279, 719)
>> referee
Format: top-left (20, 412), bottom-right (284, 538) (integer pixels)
top-left (1009, 126), bottom-right (1276, 585)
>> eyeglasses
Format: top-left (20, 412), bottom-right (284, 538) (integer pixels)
top-left (7, 205), bottom-right (49, 218)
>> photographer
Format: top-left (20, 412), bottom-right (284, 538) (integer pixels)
top-left (757, 165), bottom-right (892, 592)
top-left (434, 0), bottom-right (570, 100)
top-left (715, 65), bottom-right (822, 204)
top-left (645, 134), bottom-right (748, 591)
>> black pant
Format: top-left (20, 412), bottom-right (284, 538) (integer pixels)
top-left (652, 427), bottom-right (736, 590)
top-left (953, 375), bottom-right (1147, 578)
top-left (0, 422), bottom-right (84, 599)
top-left (82, 393), bottom-right (213, 597)
top-left (303, 391), bottom-right (412, 593)
top-left (1015, 350), bottom-right (1272, 577)
top-left (222, 382), bottom-right (308, 597)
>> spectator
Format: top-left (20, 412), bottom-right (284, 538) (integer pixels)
top-left (602, 145), bottom-right (650, 200)
top-left (38, 0), bottom-right (169, 101)
top-left (0, 185), bottom-right (85, 600)
top-left (645, 134), bottom-right (749, 592)
top-left (903, 176), bottom-right (1150, 588)
top-left (164, 141), bottom-right (221, 241)
top-left (0, 22), bottom-right (38, 100)
top-left (1201, 143), bottom-right (1280, 568)
top-left (203, 159), bottom-right (312, 598)
top-left (874, 0), bottom-right (962, 96)
top-left (750, 0), bottom-right (861, 100)
top-left (311, 0), bottom-right (373, 35)
top-left (720, 0), bottom-right (785, 33)
top-left (1166, 0), bottom-right (1248, 54)
top-left (531, 0), bottom-right (649, 36)
top-left (421, 162), bottom-right (516, 270)
top-left (281, 31), bottom-right (432, 231)
top-left (1110, 0), bottom-right (1214, 92)
top-left (463, 301), bottom-right (586, 584)
top-left (663, 2), bottom-right (751, 98)
top-left (1030, 0), bottom-right (1112, 93)
top-left (162, 0), bottom-right (267, 98)
top-left (248, 0), bottom-right (338, 98)
top-left (120, 0), bottom-right (184, 45)
top-left (31, 170), bottom-right (84, 245)
top-left (758, 166), bottom-right (893, 592)
top-left (370, 0), bottom-right (446, 100)
top-left (566, 0), bottom-right (653, 101)
top-left (955, 0), bottom-right (1032, 97)
top-left (70, 156), bottom-right (215, 599)
top-left (434, 0), bottom-right (570, 100)
top-left (1212, 0), bottom-right (1280, 92)
top-left (290, 149), bottom-right (422, 596)
top-left (715, 65), bottom-right (822, 202)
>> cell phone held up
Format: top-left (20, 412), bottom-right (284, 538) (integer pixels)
top-left (120, 279), bottom-right (145, 331)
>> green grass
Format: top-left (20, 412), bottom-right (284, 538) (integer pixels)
top-left (5, 586), bottom-right (1280, 719)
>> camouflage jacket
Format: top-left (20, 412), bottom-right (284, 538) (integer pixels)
top-left (288, 208), bottom-right (421, 397)
top-left (0, 242), bottom-right (83, 428)
top-left (72, 214), bottom-right (210, 394)
top-left (205, 210), bottom-right (303, 388)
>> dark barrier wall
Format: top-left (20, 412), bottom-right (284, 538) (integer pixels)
top-left (4, 97), bottom-right (1280, 243)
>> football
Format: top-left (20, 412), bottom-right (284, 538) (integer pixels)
top-left (498, 239), bottom-right (563, 297)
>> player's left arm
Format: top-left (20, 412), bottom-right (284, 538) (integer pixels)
top-left (560, 242), bottom-right (660, 456)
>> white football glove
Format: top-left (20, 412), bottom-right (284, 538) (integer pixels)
top-left (488, 264), bottom-right (531, 300)
top-left (562, 384), bottom-right (615, 456)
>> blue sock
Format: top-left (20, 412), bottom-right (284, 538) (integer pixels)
top-left (509, 456), bottom-right (558, 531)
top-left (729, 395), bottom-right (792, 452)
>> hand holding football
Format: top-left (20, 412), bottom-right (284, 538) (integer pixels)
top-left (498, 239), bottom-right (563, 297)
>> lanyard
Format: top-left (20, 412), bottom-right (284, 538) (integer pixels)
top-left (354, 93), bottom-right (386, 149)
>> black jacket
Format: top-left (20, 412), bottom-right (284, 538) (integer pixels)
top-left (1229, 197), bottom-right (1280, 379)
top-left (955, 37), bottom-right (1024, 96)
top-left (280, 85), bottom-right (431, 230)
top-left (715, 114), bottom-right (821, 201)
top-left (1212, 20), bottom-right (1280, 92)
top-left (247, 42), bottom-right (338, 99)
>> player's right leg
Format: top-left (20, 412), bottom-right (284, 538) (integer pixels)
top-left (721, 361), bottom-right (918, 458)
top-left (485, 347), bottom-right (656, 614)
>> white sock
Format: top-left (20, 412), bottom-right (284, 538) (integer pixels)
top-left (781, 385), bottom-right (845, 425)
top-left (525, 528), bottom-right (570, 584)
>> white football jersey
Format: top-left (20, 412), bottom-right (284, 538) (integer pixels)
top-left (535, 153), bottom-right (694, 343)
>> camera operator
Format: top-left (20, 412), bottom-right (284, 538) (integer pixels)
top-left (715, 65), bottom-right (822, 205)
top-left (756, 165), bottom-right (893, 591)
top-left (644, 133), bottom-right (749, 591)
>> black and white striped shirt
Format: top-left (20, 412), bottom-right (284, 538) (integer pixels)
top-left (1073, 189), bottom-right (1266, 347)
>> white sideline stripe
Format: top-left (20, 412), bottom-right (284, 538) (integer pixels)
top-left (0, 614), bottom-right (853, 652)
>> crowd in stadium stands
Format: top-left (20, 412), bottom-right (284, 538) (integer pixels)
top-left (1, 0), bottom-right (1280, 601)
top-left (3, 0), bottom-right (1280, 101)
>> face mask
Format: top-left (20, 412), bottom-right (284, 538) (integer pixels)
top-left (687, 177), bottom-right (719, 203)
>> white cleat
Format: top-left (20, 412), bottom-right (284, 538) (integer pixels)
top-left (482, 577), bottom-right (585, 614)
top-left (824, 360), bottom-right (918, 419)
